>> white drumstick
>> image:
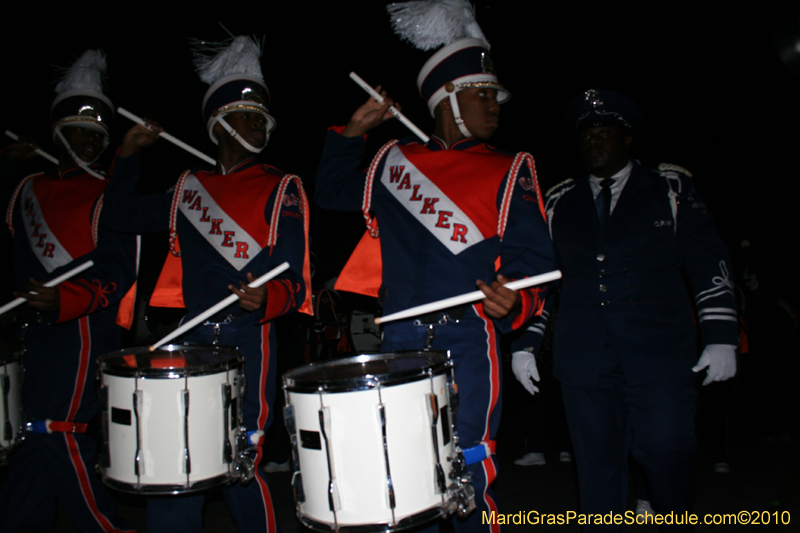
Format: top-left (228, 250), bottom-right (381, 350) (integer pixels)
top-left (0, 260), bottom-right (95, 316)
top-left (149, 262), bottom-right (290, 351)
top-left (349, 72), bottom-right (430, 144)
top-left (375, 270), bottom-right (562, 325)
top-left (4, 131), bottom-right (59, 165)
top-left (117, 108), bottom-right (216, 166)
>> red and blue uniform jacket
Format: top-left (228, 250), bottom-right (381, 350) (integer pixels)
top-left (316, 129), bottom-right (554, 332)
top-left (102, 154), bottom-right (311, 323)
top-left (3, 163), bottom-right (138, 422)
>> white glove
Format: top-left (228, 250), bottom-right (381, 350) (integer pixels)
top-left (511, 351), bottom-right (540, 395)
top-left (692, 344), bottom-right (737, 386)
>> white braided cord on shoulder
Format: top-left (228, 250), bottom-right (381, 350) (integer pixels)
top-left (498, 152), bottom-right (540, 239)
top-left (168, 170), bottom-right (193, 257)
top-left (267, 174), bottom-right (309, 255)
top-left (91, 194), bottom-right (103, 247)
top-left (5, 173), bottom-right (42, 236)
top-left (362, 140), bottom-right (399, 238)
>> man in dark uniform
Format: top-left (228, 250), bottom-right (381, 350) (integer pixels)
top-left (522, 89), bottom-right (737, 531)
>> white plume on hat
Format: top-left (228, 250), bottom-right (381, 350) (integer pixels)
top-left (191, 34), bottom-right (275, 153)
top-left (192, 35), bottom-right (264, 85)
top-left (387, 0), bottom-right (488, 51)
top-left (54, 49), bottom-right (107, 96)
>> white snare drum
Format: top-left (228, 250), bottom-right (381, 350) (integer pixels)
top-left (283, 351), bottom-right (474, 533)
top-left (1, 351), bottom-right (23, 463)
top-left (98, 344), bottom-right (245, 494)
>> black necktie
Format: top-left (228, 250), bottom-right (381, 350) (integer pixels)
top-left (595, 178), bottom-right (612, 226)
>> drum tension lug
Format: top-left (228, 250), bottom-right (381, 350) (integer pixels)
top-left (231, 429), bottom-right (256, 485)
top-left (423, 324), bottom-right (435, 349)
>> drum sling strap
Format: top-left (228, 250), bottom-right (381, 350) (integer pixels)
top-left (26, 419), bottom-right (88, 434)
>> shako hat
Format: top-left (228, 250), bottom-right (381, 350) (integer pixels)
top-left (566, 89), bottom-right (644, 134)
top-left (193, 35), bottom-right (275, 153)
top-left (51, 50), bottom-right (114, 149)
top-left (388, 0), bottom-right (509, 137)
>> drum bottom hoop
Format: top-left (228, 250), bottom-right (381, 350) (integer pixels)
top-left (299, 505), bottom-right (445, 533)
top-left (102, 472), bottom-right (233, 495)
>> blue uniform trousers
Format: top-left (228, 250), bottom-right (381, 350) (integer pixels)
top-left (560, 334), bottom-right (697, 532)
top-left (147, 315), bottom-right (279, 533)
top-left (1, 432), bottom-right (134, 533)
top-left (383, 306), bottom-right (504, 533)
top-left (0, 310), bottom-right (134, 532)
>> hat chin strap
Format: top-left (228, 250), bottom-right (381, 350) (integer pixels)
top-left (448, 91), bottom-right (473, 139)
top-left (217, 115), bottom-right (267, 154)
top-left (54, 127), bottom-right (105, 180)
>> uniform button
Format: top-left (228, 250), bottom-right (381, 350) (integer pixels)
top-left (624, 268), bottom-right (631, 275)
top-left (626, 284), bottom-right (632, 291)
top-left (597, 254), bottom-right (606, 262)
top-left (602, 300), bottom-right (611, 306)
top-left (598, 269), bottom-right (605, 278)
top-left (599, 284), bottom-right (607, 292)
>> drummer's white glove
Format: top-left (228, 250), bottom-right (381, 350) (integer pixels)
top-left (511, 350), bottom-right (540, 395)
top-left (692, 344), bottom-right (737, 386)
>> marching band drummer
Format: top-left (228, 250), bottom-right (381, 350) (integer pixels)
top-left (315, 2), bottom-right (554, 531)
top-left (0, 51), bottom-right (137, 532)
top-left (102, 35), bottom-right (311, 533)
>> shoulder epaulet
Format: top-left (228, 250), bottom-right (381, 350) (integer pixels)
top-left (655, 164), bottom-right (690, 234)
top-left (543, 178), bottom-right (577, 239)
top-left (657, 163), bottom-right (692, 178)
top-left (545, 178), bottom-right (574, 198)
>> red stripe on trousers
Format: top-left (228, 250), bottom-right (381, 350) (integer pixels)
top-left (257, 322), bottom-right (277, 532)
top-left (67, 316), bottom-right (91, 421)
top-left (476, 306), bottom-right (501, 533)
top-left (65, 434), bottom-right (117, 532)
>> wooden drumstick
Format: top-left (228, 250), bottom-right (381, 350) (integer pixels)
top-left (4, 131), bottom-right (59, 165)
top-left (374, 270), bottom-right (562, 325)
top-left (349, 72), bottom-right (430, 143)
top-left (117, 107), bottom-right (216, 166)
top-left (0, 260), bottom-right (95, 316)
top-left (149, 262), bottom-right (290, 351)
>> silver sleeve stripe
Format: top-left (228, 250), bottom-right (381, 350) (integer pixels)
top-left (695, 287), bottom-right (734, 304)
top-left (698, 315), bottom-right (738, 322)
top-left (698, 307), bottom-right (737, 316)
top-left (526, 324), bottom-right (546, 335)
top-left (526, 310), bottom-right (549, 334)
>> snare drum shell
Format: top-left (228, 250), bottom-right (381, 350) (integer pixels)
top-left (286, 354), bottom-right (455, 528)
top-left (1, 357), bottom-right (23, 454)
top-left (99, 344), bottom-right (242, 494)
